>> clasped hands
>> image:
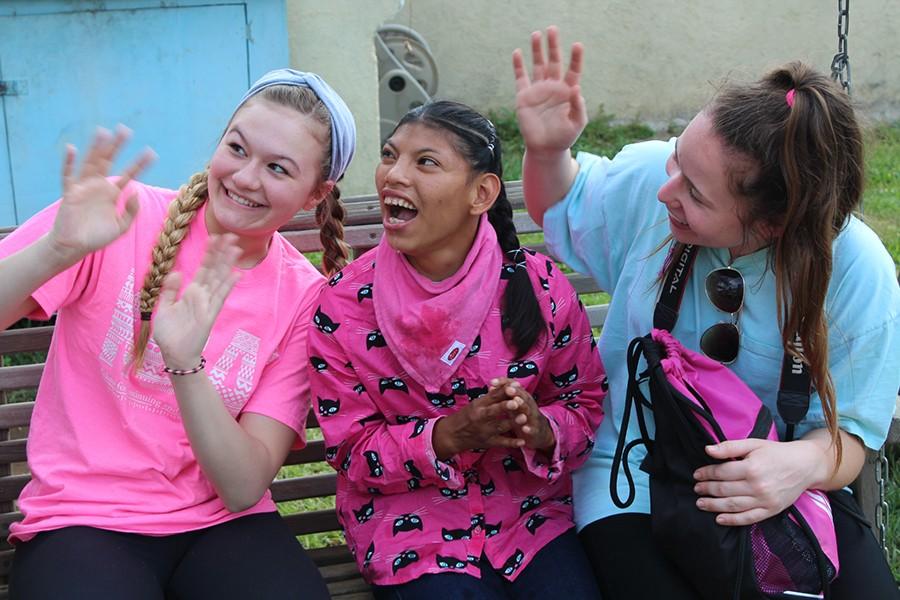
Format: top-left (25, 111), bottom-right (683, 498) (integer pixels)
top-left (432, 378), bottom-right (555, 461)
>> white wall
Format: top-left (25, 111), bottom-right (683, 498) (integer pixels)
top-left (287, 0), bottom-right (899, 194)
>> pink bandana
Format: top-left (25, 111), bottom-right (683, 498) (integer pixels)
top-left (373, 214), bottom-right (501, 392)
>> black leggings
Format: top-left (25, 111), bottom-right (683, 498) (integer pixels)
top-left (9, 512), bottom-right (330, 600)
top-left (579, 496), bottom-right (899, 600)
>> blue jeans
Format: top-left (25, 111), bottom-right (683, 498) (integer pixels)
top-left (372, 528), bottom-right (601, 600)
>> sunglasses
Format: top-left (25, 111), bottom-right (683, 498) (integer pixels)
top-left (701, 266), bottom-right (744, 364)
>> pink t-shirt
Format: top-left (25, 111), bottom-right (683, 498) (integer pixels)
top-left (308, 247), bottom-right (606, 585)
top-left (0, 181), bottom-right (324, 543)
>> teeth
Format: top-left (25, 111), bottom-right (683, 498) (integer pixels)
top-left (669, 212), bottom-right (687, 226)
top-left (384, 196), bottom-right (416, 211)
top-left (228, 190), bottom-right (262, 208)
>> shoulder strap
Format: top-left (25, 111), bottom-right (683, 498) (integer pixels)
top-left (653, 244), bottom-right (697, 331)
top-left (777, 333), bottom-right (812, 442)
top-left (653, 243), bottom-right (812, 441)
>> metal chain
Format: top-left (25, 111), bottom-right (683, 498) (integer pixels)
top-left (830, 0), bottom-right (851, 95)
top-left (876, 446), bottom-right (890, 556)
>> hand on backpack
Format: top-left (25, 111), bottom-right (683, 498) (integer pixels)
top-left (692, 438), bottom-right (822, 526)
top-left (490, 378), bottom-right (556, 452)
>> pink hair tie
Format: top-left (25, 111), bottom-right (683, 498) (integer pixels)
top-left (786, 89), bottom-right (796, 108)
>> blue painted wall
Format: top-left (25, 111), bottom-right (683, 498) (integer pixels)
top-left (0, 0), bottom-right (288, 226)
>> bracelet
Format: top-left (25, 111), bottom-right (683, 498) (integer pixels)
top-left (163, 356), bottom-right (206, 376)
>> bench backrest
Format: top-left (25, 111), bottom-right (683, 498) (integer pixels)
top-left (0, 182), bottom-right (609, 581)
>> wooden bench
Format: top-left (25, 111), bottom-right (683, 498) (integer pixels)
top-left (0, 182), bottom-right (896, 597)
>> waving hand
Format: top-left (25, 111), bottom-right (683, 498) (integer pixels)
top-left (152, 234), bottom-right (243, 370)
top-left (513, 26), bottom-right (588, 155)
top-left (49, 126), bottom-right (155, 262)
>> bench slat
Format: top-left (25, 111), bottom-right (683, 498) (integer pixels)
top-left (271, 473), bottom-right (336, 502)
top-left (0, 476), bottom-right (28, 505)
top-left (0, 441), bottom-right (25, 465)
top-left (283, 509), bottom-right (342, 536)
top-left (0, 403), bottom-right (33, 431)
top-left (0, 327), bottom-right (54, 355)
top-left (0, 366), bottom-right (42, 394)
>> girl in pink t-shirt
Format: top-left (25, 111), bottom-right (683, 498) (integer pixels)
top-left (308, 101), bottom-right (606, 598)
top-left (0, 69), bottom-right (355, 599)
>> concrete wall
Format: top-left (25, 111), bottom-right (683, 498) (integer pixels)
top-left (287, 0), bottom-right (898, 193)
top-left (389, 0), bottom-right (899, 126)
top-left (286, 0), bottom-right (400, 195)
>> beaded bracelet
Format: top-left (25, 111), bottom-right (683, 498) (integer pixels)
top-left (163, 356), bottom-right (206, 376)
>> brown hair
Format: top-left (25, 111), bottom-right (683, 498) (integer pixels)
top-left (668, 62), bottom-right (863, 459)
top-left (133, 85), bottom-right (350, 367)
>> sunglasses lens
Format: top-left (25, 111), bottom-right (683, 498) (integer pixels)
top-left (706, 267), bottom-right (743, 314)
top-left (701, 323), bottom-right (739, 363)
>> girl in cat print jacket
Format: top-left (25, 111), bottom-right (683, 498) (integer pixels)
top-left (308, 101), bottom-right (605, 590)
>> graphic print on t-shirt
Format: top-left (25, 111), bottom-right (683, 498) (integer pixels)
top-left (95, 270), bottom-right (263, 418)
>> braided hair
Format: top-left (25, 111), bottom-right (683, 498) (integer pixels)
top-left (393, 101), bottom-right (545, 357)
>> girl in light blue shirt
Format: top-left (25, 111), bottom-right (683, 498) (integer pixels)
top-left (513, 26), bottom-right (900, 600)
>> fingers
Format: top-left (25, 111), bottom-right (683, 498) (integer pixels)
top-left (530, 30), bottom-right (546, 80)
top-left (78, 127), bottom-right (112, 180)
top-left (117, 193), bottom-right (141, 234)
top-left (569, 85), bottom-right (586, 123)
top-left (545, 25), bottom-right (562, 80)
top-left (158, 270), bottom-right (183, 308)
top-left (705, 438), bottom-right (764, 460)
top-left (190, 234), bottom-right (242, 303)
top-left (61, 144), bottom-right (76, 193)
top-left (713, 508), bottom-right (773, 527)
top-left (695, 494), bottom-right (762, 516)
top-left (488, 434), bottom-right (526, 449)
top-left (564, 42), bottom-right (584, 87)
top-left (694, 478), bottom-right (754, 499)
top-left (512, 49), bottom-right (531, 92)
top-left (524, 26), bottom-right (580, 85)
top-left (693, 459), bottom-right (750, 483)
top-left (116, 147), bottom-right (157, 192)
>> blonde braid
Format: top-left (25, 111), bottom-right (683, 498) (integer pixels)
top-left (133, 171), bottom-right (209, 368)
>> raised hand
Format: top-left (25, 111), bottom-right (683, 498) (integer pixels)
top-left (513, 26), bottom-right (588, 155)
top-left (48, 126), bottom-right (155, 263)
top-left (491, 378), bottom-right (556, 451)
top-left (152, 234), bottom-right (243, 371)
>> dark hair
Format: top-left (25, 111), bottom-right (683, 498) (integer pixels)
top-left (394, 100), bottom-right (545, 357)
top-left (705, 61), bottom-right (863, 459)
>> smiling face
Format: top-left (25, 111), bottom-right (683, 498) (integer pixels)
top-left (375, 122), bottom-right (498, 280)
top-left (657, 112), bottom-right (768, 259)
top-left (206, 98), bottom-right (331, 260)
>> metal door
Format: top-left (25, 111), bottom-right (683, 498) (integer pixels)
top-left (0, 0), bottom-right (288, 226)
